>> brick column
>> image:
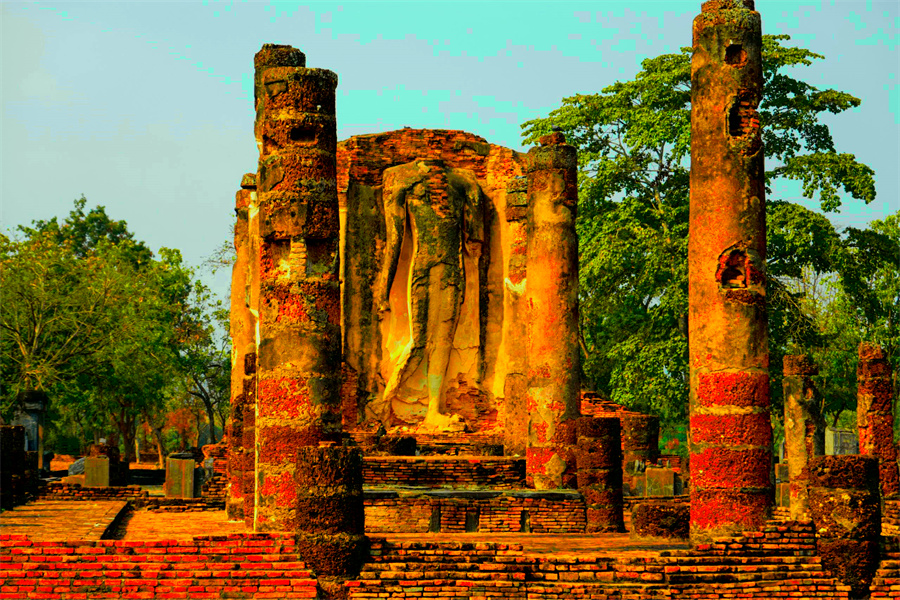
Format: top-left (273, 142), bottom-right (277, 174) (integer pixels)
top-left (254, 44), bottom-right (342, 531)
top-left (576, 417), bottom-right (625, 532)
top-left (688, 0), bottom-right (773, 542)
top-left (525, 132), bottom-right (580, 490)
top-left (858, 342), bottom-right (898, 499)
top-left (808, 455), bottom-right (881, 598)
top-left (783, 355), bottom-right (824, 521)
top-left (227, 174), bottom-right (257, 521)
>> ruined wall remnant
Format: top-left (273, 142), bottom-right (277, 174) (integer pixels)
top-left (524, 131), bottom-right (580, 490)
top-left (688, 0), bottom-right (772, 542)
top-left (857, 342), bottom-right (898, 499)
top-left (782, 354), bottom-right (824, 521)
top-left (227, 173), bottom-right (257, 521)
top-left (808, 455), bottom-right (881, 598)
top-left (253, 44), bottom-right (342, 531)
top-left (337, 129), bottom-right (528, 436)
top-left (576, 417), bottom-right (625, 533)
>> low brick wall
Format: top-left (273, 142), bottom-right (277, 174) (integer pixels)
top-left (37, 483), bottom-right (149, 501)
top-left (364, 490), bottom-right (585, 534)
top-left (132, 498), bottom-right (225, 513)
top-left (0, 533), bottom-right (318, 599)
top-left (363, 456), bottom-right (525, 488)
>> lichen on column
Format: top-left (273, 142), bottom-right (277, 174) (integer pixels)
top-left (524, 131), bottom-right (580, 490)
top-left (857, 342), bottom-right (898, 499)
top-left (253, 44), bottom-right (341, 531)
top-left (688, 0), bottom-right (773, 542)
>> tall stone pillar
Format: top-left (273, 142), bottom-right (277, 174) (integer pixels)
top-left (688, 0), bottom-right (772, 542)
top-left (524, 131), bottom-right (580, 489)
top-left (857, 343), bottom-right (898, 499)
top-left (783, 354), bottom-right (824, 521)
top-left (501, 175), bottom-right (529, 457)
top-left (227, 174), bottom-right (257, 520)
top-left (808, 455), bottom-right (881, 599)
top-left (254, 44), bottom-right (342, 531)
top-left (576, 417), bottom-right (625, 532)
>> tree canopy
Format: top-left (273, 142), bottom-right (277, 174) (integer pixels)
top-left (0, 197), bottom-right (230, 461)
top-left (520, 35), bottom-right (892, 432)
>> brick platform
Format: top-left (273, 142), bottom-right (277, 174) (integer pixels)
top-left (363, 456), bottom-right (525, 488)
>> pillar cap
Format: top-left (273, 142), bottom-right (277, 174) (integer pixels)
top-left (701, 0), bottom-right (754, 12)
top-left (255, 44), bottom-right (306, 70)
top-left (859, 342), bottom-right (886, 361)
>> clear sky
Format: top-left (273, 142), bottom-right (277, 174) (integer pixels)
top-left (1, 1), bottom-right (898, 300)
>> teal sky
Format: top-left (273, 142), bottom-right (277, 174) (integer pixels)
top-left (1, 1), bottom-right (897, 299)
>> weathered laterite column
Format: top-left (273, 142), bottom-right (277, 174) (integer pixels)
top-left (502, 175), bottom-right (529, 457)
top-left (858, 342), bottom-right (898, 499)
top-left (621, 414), bottom-right (660, 485)
top-left (227, 173), bottom-right (257, 521)
top-left (808, 455), bottom-right (881, 598)
top-left (576, 417), bottom-right (625, 532)
top-left (525, 131), bottom-right (580, 490)
top-left (688, 0), bottom-right (773, 542)
top-left (783, 354), bottom-right (824, 521)
top-left (293, 445), bottom-right (365, 597)
top-left (254, 44), bottom-right (342, 531)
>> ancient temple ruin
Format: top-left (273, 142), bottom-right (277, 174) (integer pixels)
top-left (3, 3), bottom-right (898, 600)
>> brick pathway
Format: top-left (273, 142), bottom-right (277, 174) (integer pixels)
top-left (0, 500), bottom-right (125, 540)
top-left (1, 502), bottom-right (688, 559)
top-left (114, 509), bottom-right (246, 540)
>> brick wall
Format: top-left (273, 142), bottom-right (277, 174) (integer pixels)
top-left (363, 492), bottom-right (585, 534)
top-left (0, 533), bottom-right (317, 600)
top-left (362, 456), bottom-right (525, 488)
top-left (37, 483), bottom-right (149, 501)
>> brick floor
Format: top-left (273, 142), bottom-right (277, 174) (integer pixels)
top-left (0, 500), bottom-right (125, 540)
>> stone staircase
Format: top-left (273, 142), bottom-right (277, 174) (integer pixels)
top-left (869, 537), bottom-right (900, 599)
top-left (349, 539), bottom-right (673, 599)
top-left (664, 521), bottom-right (851, 599)
top-left (349, 539), bottom-right (529, 598)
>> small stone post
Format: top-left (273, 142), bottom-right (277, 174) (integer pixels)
top-left (227, 174), bottom-right (257, 521)
top-left (688, 0), bottom-right (773, 542)
top-left (253, 44), bottom-right (342, 531)
top-left (808, 455), bottom-right (881, 598)
top-left (858, 342), bottom-right (898, 500)
top-left (783, 354), bottom-right (824, 521)
top-left (524, 131), bottom-right (580, 489)
top-left (576, 417), bottom-right (625, 532)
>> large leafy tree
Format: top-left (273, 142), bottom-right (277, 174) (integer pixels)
top-left (520, 35), bottom-right (878, 429)
top-left (1, 198), bottom-right (230, 461)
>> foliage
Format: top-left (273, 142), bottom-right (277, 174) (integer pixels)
top-left (1, 197), bottom-right (230, 461)
top-left (520, 35), bottom-right (880, 425)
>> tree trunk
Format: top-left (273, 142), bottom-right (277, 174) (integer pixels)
top-left (152, 425), bottom-right (165, 469)
top-left (204, 402), bottom-right (218, 444)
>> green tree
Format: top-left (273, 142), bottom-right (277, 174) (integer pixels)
top-left (2, 198), bottom-right (229, 462)
top-left (520, 35), bottom-right (877, 428)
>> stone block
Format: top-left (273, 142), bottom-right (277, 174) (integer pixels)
top-left (825, 427), bottom-right (858, 456)
top-left (645, 467), bottom-right (675, 496)
top-left (776, 482), bottom-right (790, 507)
top-left (775, 462), bottom-right (789, 483)
top-left (165, 457), bottom-right (195, 499)
top-left (83, 456), bottom-right (110, 487)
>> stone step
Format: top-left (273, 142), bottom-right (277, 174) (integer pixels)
top-left (668, 570), bottom-right (829, 585)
